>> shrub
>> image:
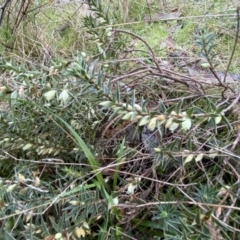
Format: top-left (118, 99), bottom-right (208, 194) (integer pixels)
top-left (0, 0), bottom-right (240, 239)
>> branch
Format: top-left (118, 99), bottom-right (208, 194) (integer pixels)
top-left (223, 7), bottom-right (240, 83)
top-left (0, 0), bottom-right (11, 27)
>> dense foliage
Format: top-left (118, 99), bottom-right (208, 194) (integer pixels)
top-left (0, 0), bottom-right (240, 239)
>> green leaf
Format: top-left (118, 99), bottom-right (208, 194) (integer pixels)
top-left (4, 231), bottom-right (16, 240)
top-left (205, 34), bottom-right (215, 45)
top-left (201, 62), bottom-right (210, 68)
top-left (195, 153), bottom-right (204, 162)
top-left (186, 107), bottom-right (194, 117)
top-left (187, 138), bottom-right (193, 151)
top-left (181, 118), bottom-right (191, 131)
top-left (103, 84), bottom-right (110, 95)
top-left (99, 100), bottom-right (113, 107)
top-left (166, 105), bottom-right (176, 115)
top-left (130, 111), bottom-right (137, 121)
top-left (176, 137), bottom-right (183, 151)
top-left (148, 117), bottom-right (157, 131)
top-left (206, 117), bottom-right (217, 132)
top-left (169, 122), bottom-right (179, 132)
top-left (195, 211), bottom-right (201, 226)
top-left (165, 118), bottom-right (173, 129)
top-left (206, 43), bottom-right (217, 54)
top-left (44, 90), bottom-right (57, 101)
top-left (134, 103), bottom-right (142, 112)
top-left (214, 115), bottom-right (222, 125)
top-left (131, 89), bottom-right (136, 106)
top-left (176, 98), bottom-right (183, 113)
top-left (142, 98), bottom-right (149, 112)
top-left (139, 116), bottom-right (150, 126)
top-left (193, 105), bottom-right (206, 114)
top-left (122, 112), bottom-right (133, 120)
top-left (158, 100), bottom-right (166, 112)
top-left (184, 154), bottom-right (194, 165)
top-left (116, 82), bottom-right (121, 102)
top-left (207, 99), bottom-right (217, 112)
top-left (221, 115), bottom-right (233, 130)
top-left (215, 106), bottom-right (225, 114)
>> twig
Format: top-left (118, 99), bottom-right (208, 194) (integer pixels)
top-left (231, 131), bottom-right (240, 151)
top-left (0, 0), bottom-right (11, 27)
top-left (223, 92), bottom-right (240, 113)
top-left (114, 29), bottom-right (162, 73)
top-left (223, 185), bottom-right (240, 223)
top-left (116, 201), bottom-right (240, 212)
top-left (111, 68), bottom-right (150, 83)
top-left (223, 7), bottom-right (240, 83)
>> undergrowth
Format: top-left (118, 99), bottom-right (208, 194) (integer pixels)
top-left (0, 0), bottom-right (240, 239)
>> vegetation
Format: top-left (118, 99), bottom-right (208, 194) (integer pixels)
top-left (0, 0), bottom-right (240, 239)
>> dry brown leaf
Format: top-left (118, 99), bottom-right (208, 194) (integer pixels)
top-left (215, 207), bottom-right (222, 218)
top-left (44, 236), bottom-right (55, 240)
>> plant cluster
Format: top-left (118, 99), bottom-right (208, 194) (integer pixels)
top-left (0, 0), bottom-right (240, 239)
